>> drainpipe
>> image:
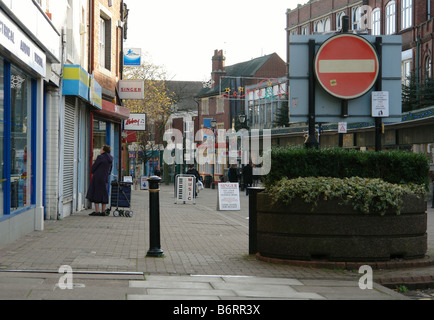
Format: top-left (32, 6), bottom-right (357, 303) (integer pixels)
top-left (88, 0), bottom-right (94, 75)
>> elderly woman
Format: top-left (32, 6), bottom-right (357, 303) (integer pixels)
top-left (87, 145), bottom-right (113, 216)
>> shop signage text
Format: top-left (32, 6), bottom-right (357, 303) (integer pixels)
top-left (0, 10), bottom-right (46, 77)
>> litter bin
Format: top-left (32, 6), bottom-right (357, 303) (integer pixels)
top-left (204, 175), bottom-right (212, 188)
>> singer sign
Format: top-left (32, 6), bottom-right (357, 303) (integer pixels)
top-left (124, 114), bottom-right (146, 131)
top-left (118, 80), bottom-right (144, 100)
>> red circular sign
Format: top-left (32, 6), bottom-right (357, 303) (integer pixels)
top-left (314, 34), bottom-right (379, 100)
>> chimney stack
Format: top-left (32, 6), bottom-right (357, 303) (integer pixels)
top-left (211, 49), bottom-right (226, 86)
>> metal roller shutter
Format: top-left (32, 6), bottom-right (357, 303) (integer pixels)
top-left (63, 96), bottom-right (76, 203)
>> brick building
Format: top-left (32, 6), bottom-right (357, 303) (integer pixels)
top-left (286, 0), bottom-right (434, 83)
top-left (196, 50), bottom-right (286, 182)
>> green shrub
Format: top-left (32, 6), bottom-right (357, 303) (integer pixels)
top-left (263, 147), bottom-right (430, 188)
top-left (268, 176), bottom-right (427, 215)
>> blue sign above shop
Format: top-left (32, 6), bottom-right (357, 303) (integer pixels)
top-left (62, 65), bottom-right (102, 110)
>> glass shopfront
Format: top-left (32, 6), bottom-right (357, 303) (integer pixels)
top-left (93, 118), bottom-right (108, 161)
top-left (1, 59), bottom-right (36, 216)
top-left (10, 66), bottom-right (33, 212)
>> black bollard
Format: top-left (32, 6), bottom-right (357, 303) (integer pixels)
top-left (248, 187), bottom-right (265, 255)
top-left (147, 176), bottom-right (164, 257)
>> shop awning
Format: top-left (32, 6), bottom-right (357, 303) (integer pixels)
top-left (96, 100), bottom-right (130, 121)
top-left (62, 65), bottom-right (102, 110)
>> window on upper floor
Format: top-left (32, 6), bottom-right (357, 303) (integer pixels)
top-left (216, 97), bottom-right (224, 114)
top-left (301, 25), bottom-right (309, 35)
top-left (352, 6), bottom-right (362, 30)
top-left (99, 16), bottom-right (112, 71)
top-left (425, 56), bottom-right (432, 79)
top-left (324, 18), bottom-right (331, 32)
top-left (371, 8), bottom-right (381, 35)
top-left (314, 20), bottom-right (324, 33)
top-left (336, 11), bottom-right (345, 31)
top-left (401, 0), bottom-right (412, 30)
top-left (385, 1), bottom-right (396, 35)
top-left (201, 98), bottom-right (209, 115)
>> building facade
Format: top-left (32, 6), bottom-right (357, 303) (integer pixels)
top-left (0, 0), bottom-right (130, 247)
top-left (0, 0), bottom-right (61, 244)
top-left (196, 50), bottom-right (286, 183)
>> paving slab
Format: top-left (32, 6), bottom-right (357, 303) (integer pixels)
top-left (0, 185), bottom-right (428, 301)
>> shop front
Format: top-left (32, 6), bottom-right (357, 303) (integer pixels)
top-left (61, 65), bottom-right (103, 217)
top-left (0, 6), bottom-right (54, 245)
top-left (91, 100), bottom-right (130, 192)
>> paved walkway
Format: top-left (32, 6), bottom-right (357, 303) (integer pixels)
top-left (0, 183), bottom-right (432, 301)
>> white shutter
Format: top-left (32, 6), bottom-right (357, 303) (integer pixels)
top-left (63, 97), bottom-right (76, 203)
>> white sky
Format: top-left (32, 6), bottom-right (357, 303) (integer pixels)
top-left (124, 0), bottom-right (304, 82)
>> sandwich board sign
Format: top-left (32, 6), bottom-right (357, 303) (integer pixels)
top-left (217, 183), bottom-right (240, 211)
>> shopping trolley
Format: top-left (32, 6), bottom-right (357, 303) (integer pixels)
top-left (109, 177), bottom-right (133, 218)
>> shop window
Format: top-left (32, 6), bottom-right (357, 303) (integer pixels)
top-left (10, 66), bottom-right (33, 213)
top-left (93, 119), bottom-right (107, 161)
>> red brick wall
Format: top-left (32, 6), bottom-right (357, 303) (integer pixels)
top-left (253, 53), bottom-right (287, 79)
top-left (92, 0), bottom-right (123, 101)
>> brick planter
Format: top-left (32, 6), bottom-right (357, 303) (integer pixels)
top-left (256, 193), bottom-right (427, 262)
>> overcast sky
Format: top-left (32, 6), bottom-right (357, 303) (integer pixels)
top-left (124, 0), bottom-right (304, 82)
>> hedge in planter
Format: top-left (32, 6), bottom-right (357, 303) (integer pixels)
top-left (257, 177), bottom-right (428, 262)
top-left (263, 147), bottom-right (430, 189)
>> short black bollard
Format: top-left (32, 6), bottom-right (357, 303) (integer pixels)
top-left (248, 187), bottom-right (265, 255)
top-left (147, 176), bottom-right (164, 257)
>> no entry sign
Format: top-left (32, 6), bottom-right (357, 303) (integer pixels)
top-left (314, 34), bottom-right (379, 100)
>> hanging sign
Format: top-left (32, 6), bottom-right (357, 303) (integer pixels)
top-left (124, 114), bottom-right (146, 131)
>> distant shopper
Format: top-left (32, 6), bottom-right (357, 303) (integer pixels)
top-left (228, 164), bottom-right (239, 183)
top-left (87, 145), bottom-right (113, 216)
top-left (242, 161), bottom-right (253, 195)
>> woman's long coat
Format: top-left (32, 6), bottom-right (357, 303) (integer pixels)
top-left (86, 152), bottom-right (113, 204)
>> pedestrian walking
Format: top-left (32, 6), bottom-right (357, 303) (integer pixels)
top-left (87, 145), bottom-right (113, 216)
top-left (228, 164), bottom-right (239, 183)
top-left (243, 161), bottom-right (253, 195)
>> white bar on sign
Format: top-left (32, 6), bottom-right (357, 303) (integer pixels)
top-left (318, 60), bottom-right (376, 73)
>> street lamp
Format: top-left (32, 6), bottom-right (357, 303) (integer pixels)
top-left (211, 119), bottom-right (217, 189)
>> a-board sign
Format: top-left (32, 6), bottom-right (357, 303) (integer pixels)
top-left (217, 183), bottom-right (240, 211)
top-left (176, 176), bottom-right (195, 204)
top-left (140, 176), bottom-right (149, 190)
